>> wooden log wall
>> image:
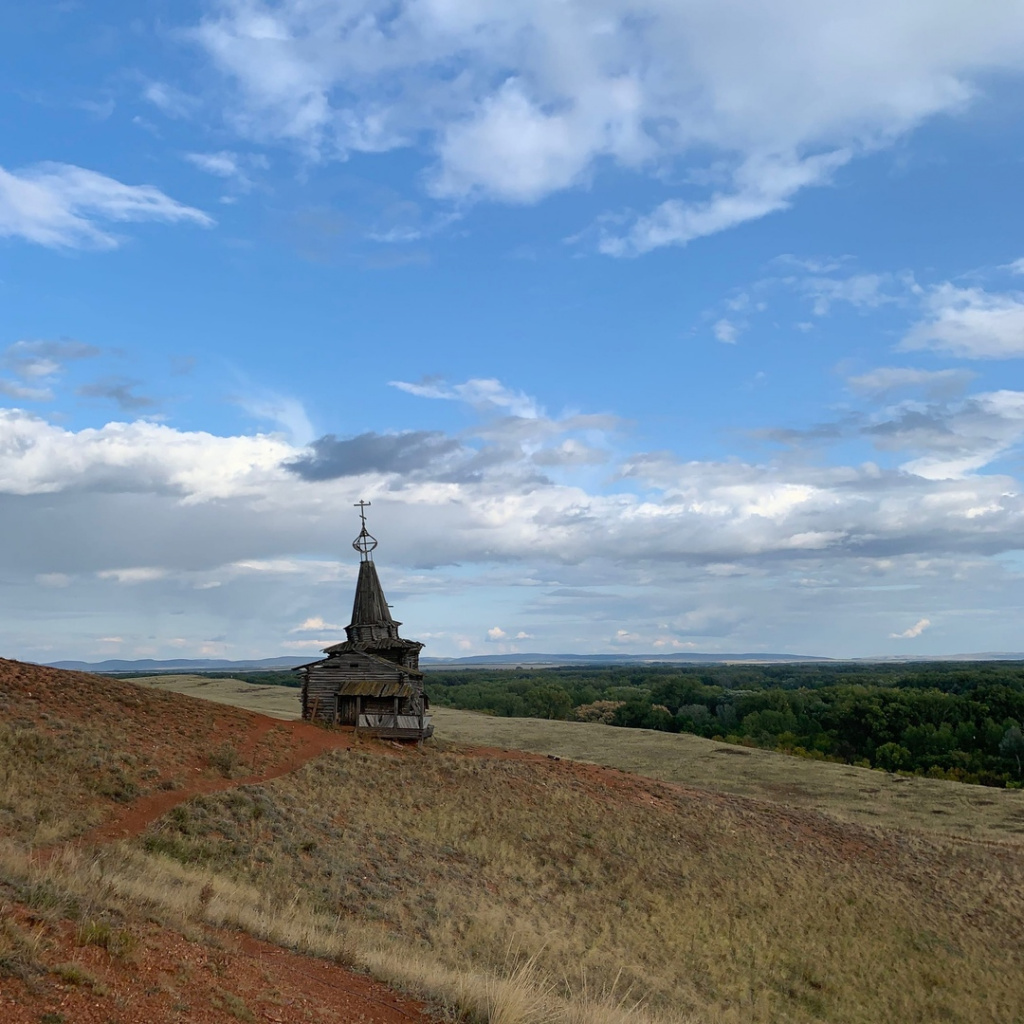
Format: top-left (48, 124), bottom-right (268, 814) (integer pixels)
top-left (301, 655), bottom-right (417, 722)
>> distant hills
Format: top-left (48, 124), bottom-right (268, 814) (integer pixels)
top-left (45, 651), bottom-right (830, 673)
top-left (41, 650), bottom-right (1024, 673)
top-left (46, 657), bottom-right (308, 673)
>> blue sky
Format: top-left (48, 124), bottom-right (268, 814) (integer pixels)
top-left (4, 1), bottom-right (1024, 661)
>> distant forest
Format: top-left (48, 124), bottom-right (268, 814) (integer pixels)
top-left (423, 662), bottom-right (1024, 788)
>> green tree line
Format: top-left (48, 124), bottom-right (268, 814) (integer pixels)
top-left (424, 663), bottom-right (1024, 788)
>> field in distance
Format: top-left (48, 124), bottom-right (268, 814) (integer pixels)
top-left (130, 674), bottom-right (1024, 844)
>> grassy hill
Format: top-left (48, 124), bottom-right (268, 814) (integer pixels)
top-left (129, 674), bottom-right (1024, 843)
top-left (2, 663), bottom-right (1024, 1022)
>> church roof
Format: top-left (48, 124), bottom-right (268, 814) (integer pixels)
top-left (350, 559), bottom-right (396, 628)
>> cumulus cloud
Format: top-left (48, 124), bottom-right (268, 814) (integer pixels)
top-left (0, 162), bottom-right (213, 249)
top-left (890, 617), bottom-right (931, 639)
top-left (286, 430), bottom-right (462, 480)
top-left (190, 0), bottom-right (1024, 251)
top-left (902, 284), bottom-right (1024, 358)
top-left (0, 410), bottom-right (292, 500)
top-left (6, 376), bottom-right (1024, 658)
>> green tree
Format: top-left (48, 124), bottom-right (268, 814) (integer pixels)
top-left (999, 725), bottom-right (1024, 777)
top-left (875, 743), bottom-right (914, 773)
top-left (522, 684), bottom-right (572, 720)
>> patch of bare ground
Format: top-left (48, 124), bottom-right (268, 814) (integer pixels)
top-left (0, 886), bottom-right (432, 1024)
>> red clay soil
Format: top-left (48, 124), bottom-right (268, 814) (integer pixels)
top-left (78, 720), bottom-right (362, 846)
top-left (0, 901), bottom-right (432, 1024)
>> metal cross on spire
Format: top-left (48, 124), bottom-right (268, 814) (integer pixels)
top-left (352, 500), bottom-right (378, 561)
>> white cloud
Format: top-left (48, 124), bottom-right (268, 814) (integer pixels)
top-left (5, 383), bottom-right (1024, 657)
top-left (390, 377), bottom-right (542, 419)
top-left (848, 367), bottom-right (975, 399)
top-left (281, 638), bottom-right (336, 650)
top-left (891, 390), bottom-right (1024, 480)
top-left (890, 617), bottom-right (930, 639)
top-left (0, 162), bottom-right (213, 249)
top-left (36, 573), bottom-right (71, 588)
top-left (186, 151), bottom-right (242, 177)
top-left (191, 0), bottom-right (1024, 250)
top-left (600, 150), bottom-right (850, 256)
top-left (713, 318), bottom-right (741, 344)
top-left (143, 81), bottom-right (197, 119)
top-left (185, 150), bottom-right (268, 191)
top-left (234, 390), bottom-right (315, 444)
top-left (902, 284), bottom-right (1024, 358)
top-left (290, 615), bottom-right (344, 632)
top-left (0, 380), bottom-right (53, 402)
top-left (0, 411), bottom-right (292, 501)
top-left (799, 272), bottom-right (899, 316)
top-left (97, 567), bottom-right (169, 585)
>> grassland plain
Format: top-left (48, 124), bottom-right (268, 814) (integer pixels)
top-left (131, 675), bottom-right (1024, 844)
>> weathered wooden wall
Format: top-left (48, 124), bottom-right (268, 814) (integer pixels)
top-left (300, 653), bottom-right (419, 722)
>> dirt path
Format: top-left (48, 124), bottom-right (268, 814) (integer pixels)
top-left (0, 659), bottom-right (439, 1024)
top-left (79, 717), bottom-right (360, 845)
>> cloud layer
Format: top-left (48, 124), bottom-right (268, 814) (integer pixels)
top-left (3, 366), bottom-right (1024, 658)
top-left (191, 0), bottom-right (1024, 249)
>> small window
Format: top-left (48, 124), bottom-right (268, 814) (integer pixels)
top-left (349, 663), bottom-right (359, 668)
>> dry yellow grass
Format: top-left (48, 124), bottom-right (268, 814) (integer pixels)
top-left (0, 718), bottom-right (126, 843)
top-left (20, 673), bottom-right (1012, 1022)
top-left (128, 674), bottom-right (301, 720)
top-left (130, 676), bottom-right (1024, 844)
top-left (134, 746), bottom-right (1024, 1024)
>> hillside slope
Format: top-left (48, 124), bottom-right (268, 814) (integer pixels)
top-left (3, 662), bottom-right (1024, 1023)
top-left (0, 659), bottom-right (435, 1023)
top-left (129, 674), bottom-right (1024, 844)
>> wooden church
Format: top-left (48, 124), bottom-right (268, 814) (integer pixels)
top-left (297, 502), bottom-right (432, 741)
